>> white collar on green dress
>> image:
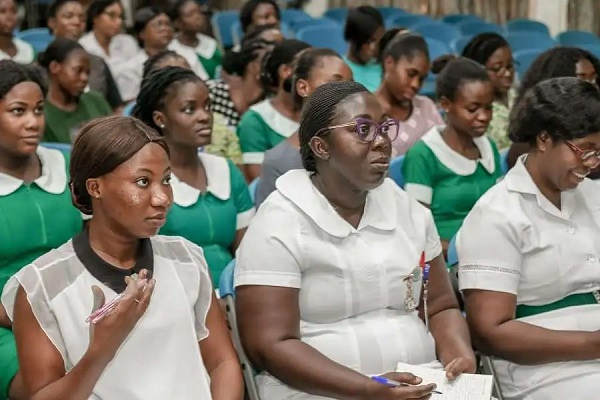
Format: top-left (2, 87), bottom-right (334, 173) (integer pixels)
top-left (250, 99), bottom-right (299, 138)
top-left (422, 126), bottom-right (496, 176)
top-left (0, 146), bottom-right (67, 196)
top-left (170, 152), bottom-right (231, 207)
top-left (194, 34), bottom-right (217, 59)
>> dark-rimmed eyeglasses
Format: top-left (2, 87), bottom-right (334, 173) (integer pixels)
top-left (315, 117), bottom-right (400, 143)
top-left (565, 140), bottom-right (600, 168)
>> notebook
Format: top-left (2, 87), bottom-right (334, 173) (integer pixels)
top-left (396, 362), bottom-right (493, 400)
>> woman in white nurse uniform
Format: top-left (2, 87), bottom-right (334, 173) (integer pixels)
top-left (235, 81), bottom-right (476, 400)
top-left (458, 77), bottom-right (600, 400)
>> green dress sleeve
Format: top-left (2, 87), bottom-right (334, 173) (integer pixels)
top-left (228, 159), bottom-right (255, 230)
top-left (237, 110), bottom-right (269, 165)
top-left (402, 141), bottom-right (437, 205)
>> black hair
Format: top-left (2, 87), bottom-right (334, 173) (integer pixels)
top-left (260, 39), bottom-right (310, 91)
top-left (168, 0), bottom-right (194, 22)
top-left (380, 31), bottom-right (428, 66)
top-left (344, 6), bottom-right (384, 51)
top-left (0, 60), bottom-right (46, 99)
top-left (243, 23), bottom-right (281, 43)
top-left (509, 77), bottom-right (600, 145)
top-left (432, 56), bottom-right (490, 101)
top-left (461, 33), bottom-right (510, 66)
top-left (47, 0), bottom-right (79, 19)
top-left (377, 27), bottom-right (409, 62)
top-left (37, 38), bottom-right (86, 70)
top-left (86, 0), bottom-right (121, 32)
top-left (70, 115), bottom-right (169, 215)
top-left (292, 47), bottom-right (341, 109)
top-left (142, 50), bottom-right (187, 79)
top-left (515, 46), bottom-right (600, 106)
top-left (240, 0), bottom-right (281, 33)
top-left (222, 37), bottom-right (272, 76)
top-left (299, 81), bottom-right (369, 172)
top-left (134, 6), bottom-right (167, 48)
top-left (132, 66), bottom-right (204, 133)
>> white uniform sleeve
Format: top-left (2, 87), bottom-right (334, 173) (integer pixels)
top-left (457, 206), bottom-right (522, 294)
top-left (424, 206), bottom-right (443, 262)
top-left (235, 195), bottom-right (303, 289)
top-left (183, 241), bottom-right (213, 341)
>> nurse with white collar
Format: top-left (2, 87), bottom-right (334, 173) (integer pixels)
top-left (458, 77), bottom-right (600, 400)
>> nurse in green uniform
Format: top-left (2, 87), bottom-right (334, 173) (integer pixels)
top-left (403, 57), bottom-right (501, 253)
top-left (0, 60), bottom-right (81, 400)
top-left (133, 66), bottom-right (254, 286)
top-left (237, 39), bottom-right (310, 181)
top-left (169, 0), bottom-right (223, 80)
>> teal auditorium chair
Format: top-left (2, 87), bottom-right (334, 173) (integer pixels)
top-left (323, 8), bottom-right (348, 24)
top-left (212, 11), bottom-right (239, 48)
top-left (17, 28), bottom-right (53, 53)
top-left (218, 260), bottom-right (261, 400)
top-left (41, 142), bottom-right (71, 152)
top-left (248, 177), bottom-right (260, 205)
top-left (388, 156), bottom-right (405, 188)
top-left (442, 14), bottom-right (482, 25)
top-left (413, 22), bottom-right (461, 45)
top-left (386, 14), bottom-right (434, 30)
top-left (506, 18), bottom-right (550, 37)
top-left (459, 21), bottom-right (504, 37)
top-left (296, 25), bottom-right (347, 55)
top-left (506, 32), bottom-right (555, 53)
top-left (556, 30), bottom-right (600, 47)
top-left (514, 49), bottom-right (544, 80)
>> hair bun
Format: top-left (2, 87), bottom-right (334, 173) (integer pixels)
top-left (431, 54), bottom-right (457, 74)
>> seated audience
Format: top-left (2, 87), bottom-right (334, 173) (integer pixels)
top-left (133, 67), bottom-right (254, 286)
top-left (236, 81), bottom-right (476, 400)
top-left (255, 47), bottom-right (353, 207)
top-left (208, 38), bottom-right (271, 129)
top-left (0, 0), bottom-right (34, 64)
top-left (79, 0), bottom-right (140, 102)
top-left (237, 39), bottom-right (310, 181)
top-left (240, 0), bottom-right (281, 35)
top-left (169, 0), bottom-right (223, 80)
top-left (462, 33), bottom-right (516, 150)
top-left (403, 57), bottom-right (501, 253)
top-left (343, 6), bottom-right (385, 92)
top-left (1, 116), bottom-right (244, 399)
top-left (507, 46), bottom-right (600, 171)
top-left (0, 60), bottom-right (82, 400)
top-left (458, 77), bottom-right (600, 400)
top-left (47, 0), bottom-right (123, 111)
top-left (40, 39), bottom-right (112, 143)
top-left (376, 31), bottom-right (443, 156)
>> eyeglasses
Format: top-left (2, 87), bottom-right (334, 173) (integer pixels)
top-left (315, 117), bottom-right (399, 143)
top-left (565, 140), bottom-right (600, 168)
top-left (102, 11), bottom-right (124, 21)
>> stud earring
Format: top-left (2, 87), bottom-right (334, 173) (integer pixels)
top-left (159, 124), bottom-right (165, 129)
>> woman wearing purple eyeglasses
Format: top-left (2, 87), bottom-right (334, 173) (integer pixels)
top-left (235, 81), bottom-right (475, 400)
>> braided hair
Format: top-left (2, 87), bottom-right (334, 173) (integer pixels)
top-left (299, 81), bottom-right (368, 172)
top-left (461, 33), bottom-right (510, 66)
top-left (432, 56), bottom-right (489, 101)
top-left (70, 116), bottom-right (168, 215)
top-left (260, 39), bottom-right (310, 92)
top-left (0, 60), bottom-right (46, 99)
top-left (132, 66), bottom-right (204, 132)
top-left (222, 37), bottom-right (272, 77)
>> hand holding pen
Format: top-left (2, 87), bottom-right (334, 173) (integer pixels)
top-left (87, 269), bottom-right (156, 361)
top-left (364, 372), bottom-right (439, 399)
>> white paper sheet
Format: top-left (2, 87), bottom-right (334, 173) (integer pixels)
top-left (396, 362), bottom-right (493, 400)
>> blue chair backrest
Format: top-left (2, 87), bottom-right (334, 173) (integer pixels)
top-left (122, 102), bottom-right (135, 116)
top-left (281, 9), bottom-right (312, 25)
top-left (212, 11), bottom-right (239, 48)
top-left (442, 14), bottom-right (482, 25)
top-left (506, 32), bottom-right (555, 53)
top-left (386, 14), bottom-right (434, 30)
top-left (425, 37), bottom-right (452, 61)
top-left (388, 156), bottom-right (405, 188)
top-left (500, 149), bottom-right (509, 175)
top-left (292, 17), bottom-right (339, 33)
top-left (323, 8), bottom-right (348, 24)
top-left (41, 142), bottom-right (72, 152)
top-left (376, 7), bottom-right (407, 20)
top-left (447, 234), bottom-right (458, 267)
top-left (248, 177), bottom-right (260, 205)
top-left (556, 30), bottom-right (600, 47)
top-left (231, 21), bottom-right (243, 46)
top-left (419, 79), bottom-right (435, 99)
top-left (577, 43), bottom-right (600, 59)
top-left (414, 22), bottom-right (461, 45)
top-left (296, 25), bottom-right (347, 55)
top-left (219, 259), bottom-right (236, 298)
top-left (16, 28), bottom-right (54, 53)
top-left (506, 18), bottom-right (550, 36)
top-left (514, 49), bottom-right (544, 80)
top-left (452, 35), bottom-right (473, 54)
top-left (459, 21), bottom-right (504, 36)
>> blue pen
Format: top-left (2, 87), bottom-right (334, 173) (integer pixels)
top-left (371, 376), bottom-right (443, 395)
top-left (371, 376), bottom-right (442, 394)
